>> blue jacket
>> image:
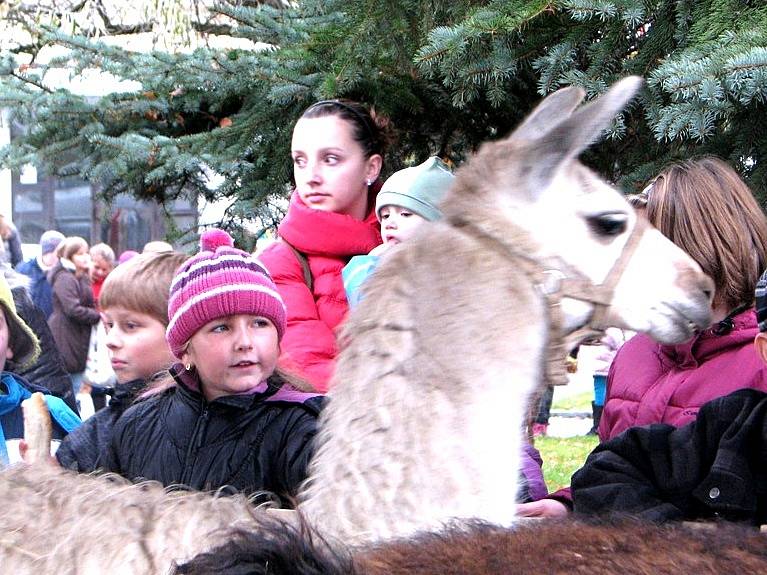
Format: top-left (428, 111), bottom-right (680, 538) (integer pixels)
top-left (342, 254), bottom-right (380, 309)
top-left (16, 258), bottom-right (54, 319)
top-left (0, 372), bottom-right (81, 466)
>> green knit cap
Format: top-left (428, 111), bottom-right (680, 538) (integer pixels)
top-left (375, 157), bottom-right (454, 222)
top-left (0, 275), bottom-right (40, 371)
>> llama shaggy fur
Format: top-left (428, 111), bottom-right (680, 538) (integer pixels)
top-left (3, 464), bottom-right (764, 575)
top-left (1, 77), bottom-right (717, 571)
top-left (0, 463), bottom-right (287, 574)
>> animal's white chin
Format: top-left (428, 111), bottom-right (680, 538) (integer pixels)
top-left (642, 299), bottom-right (712, 344)
top-left (646, 320), bottom-right (698, 345)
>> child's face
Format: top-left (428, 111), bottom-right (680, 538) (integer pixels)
top-left (0, 309), bottom-right (12, 373)
top-left (379, 205), bottom-right (427, 245)
top-left (90, 254), bottom-right (113, 283)
top-left (182, 314), bottom-right (279, 402)
top-left (103, 306), bottom-right (175, 384)
top-left (291, 115), bottom-right (381, 220)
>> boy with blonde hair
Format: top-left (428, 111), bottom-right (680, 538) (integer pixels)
top-left (56, 251), bottom-right (188, 472)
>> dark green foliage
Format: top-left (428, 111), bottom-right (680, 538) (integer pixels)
top-left (1, 0), bottom-right (766, 227)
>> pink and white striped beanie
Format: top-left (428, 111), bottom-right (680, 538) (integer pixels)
top-left (166, 229), bottom-right (286, 358)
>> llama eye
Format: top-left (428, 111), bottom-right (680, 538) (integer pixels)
top-left (587, 213), bottom-right (628, 237)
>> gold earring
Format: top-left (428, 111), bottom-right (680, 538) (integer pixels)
top-left (185, 363), bottom-right (192, 371)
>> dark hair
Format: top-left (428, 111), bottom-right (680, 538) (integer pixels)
top-left (646, 156), bottom-right (767, 311)
top-left (173, 519), bottom-right (358, 575)
top-left (300, 99), bottom-right (388, 159)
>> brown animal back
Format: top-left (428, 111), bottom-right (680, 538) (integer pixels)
top-left (357, 519), bottom-right (767, 575)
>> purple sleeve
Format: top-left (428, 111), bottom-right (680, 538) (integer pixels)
top-left (520, 443), bottom-right (548, 502)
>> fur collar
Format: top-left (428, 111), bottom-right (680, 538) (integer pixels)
top-left (60, 258), bottom-right (77, 273)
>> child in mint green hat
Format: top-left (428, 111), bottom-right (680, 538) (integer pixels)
top-left (342, 157), bottom-right (454, 308)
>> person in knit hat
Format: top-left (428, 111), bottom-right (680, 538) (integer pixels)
top-left (342, 156), bottom-right (454, 308)
top-left (0, 274), bottom-right (40, 372)
top-left (104, 229), bottom-right (322, 506)
top-left (117, 250), bottom-right (139, 265)
top-left (16, 229), bottom-right (65, 319)
top-left (374, 156), bottom-right (454, 226)
top-left (0, 274), bottom-right (80, 466)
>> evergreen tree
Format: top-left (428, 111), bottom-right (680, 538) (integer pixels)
top-left (1, 0), bottom-right (766, 238)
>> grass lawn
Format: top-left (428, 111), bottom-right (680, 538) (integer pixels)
top-left (551, 391), bottom-right (593, 412)
top-left (535, 435), bottom-right (599, 491)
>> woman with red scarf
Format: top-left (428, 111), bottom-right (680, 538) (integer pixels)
top-left (259, 101), bottom-right (386, 392)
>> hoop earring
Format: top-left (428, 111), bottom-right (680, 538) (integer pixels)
top-left (185, 363), bottom-right (193, 371)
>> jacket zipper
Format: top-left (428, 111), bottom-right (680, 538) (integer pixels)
top-left (180, 402), bottom-right (209, 486)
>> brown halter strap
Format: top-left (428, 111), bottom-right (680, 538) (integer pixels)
top-left (450, 214), bottom-right (648, 387)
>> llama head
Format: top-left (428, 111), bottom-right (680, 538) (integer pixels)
top-left (445, 76), bottom-right (713, 344)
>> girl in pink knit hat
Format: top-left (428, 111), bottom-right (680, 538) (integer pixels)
top-left (103, 229), bottom-right (322, 506)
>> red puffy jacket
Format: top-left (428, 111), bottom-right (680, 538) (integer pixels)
top-left (260, 192), bottom-right (381, 392)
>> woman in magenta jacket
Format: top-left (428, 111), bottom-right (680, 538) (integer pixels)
top-left (518, 156), bottom-right (767, 517)
top-left (259, 100), bottom-right (386, 392)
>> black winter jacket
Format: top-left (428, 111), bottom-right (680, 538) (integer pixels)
top-left (104, 366), bottom-right (322, 506)
top-left (56, 378), bottom-right (147, 472)
top-left (572, 388), bottom-right (767, 525)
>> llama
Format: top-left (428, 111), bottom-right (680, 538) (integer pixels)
top-left (2, 77), bottom-right (718, 572)
top-left (298, 76), bottom-right (714, 543)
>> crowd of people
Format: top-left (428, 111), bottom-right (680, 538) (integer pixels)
top-left (1, 98), bottom-right (767, 528)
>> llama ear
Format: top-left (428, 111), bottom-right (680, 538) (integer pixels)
top-left (509, 85), bottom-right (585, 142)
top-left (511, 76), bottom-right (643, 197)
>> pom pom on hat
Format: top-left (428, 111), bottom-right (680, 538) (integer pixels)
top-left (200, 228), bottom-right (234, 252)
top-left (118, 250), bottom-right (139, 265)
top-left (166, 228), bottom-right (286, 358)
